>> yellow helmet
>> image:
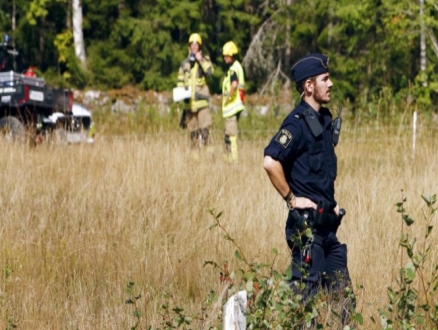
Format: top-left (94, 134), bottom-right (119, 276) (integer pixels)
top-left (222, 41), bottom-right (238, 56)
top-left (189, 33), bottom-right (202, 45)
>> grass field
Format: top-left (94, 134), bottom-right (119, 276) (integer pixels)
top-left (0, 111), bottom-right (437, 329)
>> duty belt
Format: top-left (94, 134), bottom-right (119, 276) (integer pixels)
top-left (292, 201), bottom-right (346, 231)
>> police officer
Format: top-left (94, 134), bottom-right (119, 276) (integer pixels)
top-left (263, 53), bottom-right (352, 301)
top-left (177, 33), bottom-right (214, 152)
top-left (222, 41), bottom-right (245, 162)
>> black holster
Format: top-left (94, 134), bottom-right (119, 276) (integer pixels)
top-left (285, 204), bottom-right (345, 249)
top-left (285, 209), bottom-right (315, 250)
top-left (311, 200), bottom-right (344, 232)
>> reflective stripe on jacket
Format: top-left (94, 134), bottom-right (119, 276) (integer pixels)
top-left (177, 56), bottom-right (213, 111)
top-left (222, 60), bottom-right (245, 118)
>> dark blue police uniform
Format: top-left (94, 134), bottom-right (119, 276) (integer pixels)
top-left (264, 53), bottom-right (351, 299)
top-left (264, 101), bottom-right (337, 209)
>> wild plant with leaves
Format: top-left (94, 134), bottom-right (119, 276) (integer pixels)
top-left (375, 194), bottom-right (438, 329)
top-left (140, 194), bottom-right (438, 329)
top-left (203, 208), bottom-right (359, 329)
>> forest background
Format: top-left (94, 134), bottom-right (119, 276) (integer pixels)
top-left (1, 0), bottom-right (438, 114)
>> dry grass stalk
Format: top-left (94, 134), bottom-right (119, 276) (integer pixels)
top-left (0, 125), bottom-right (437, 328)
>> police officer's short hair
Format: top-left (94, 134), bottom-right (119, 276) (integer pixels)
top-left (296, 76), bottom-right (316, 94)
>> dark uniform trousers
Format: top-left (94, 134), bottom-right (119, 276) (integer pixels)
top-left (285, 209), bottom-right (351, 299)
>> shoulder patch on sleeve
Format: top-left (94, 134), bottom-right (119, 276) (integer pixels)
top-left (275, 129), bottom-right (293, 148)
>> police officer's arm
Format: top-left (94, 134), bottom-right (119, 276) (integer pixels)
top-left (264, 121), bottom-right (317, 209)
top-left (263, 156), bottom-right (291, 202)
top-left (264, 155), bottom-right (318, 210)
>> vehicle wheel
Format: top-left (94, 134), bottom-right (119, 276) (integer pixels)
top-left (0, 116), bottom-right (26, 143)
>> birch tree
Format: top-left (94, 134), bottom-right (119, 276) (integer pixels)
top-left (72, 0), bottom-right (86, 67)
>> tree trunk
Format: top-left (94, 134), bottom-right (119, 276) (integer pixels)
top-left (72, 0), bottom-right (86, 67)
top-left (66, 0), bottom-right (72, 30)
top-left (285, 0), bottom-right (292, 67)
top-left (11, 0), bottom-right (16, 51)
top-left (420, 0), bottom-right (427, 87)
top-left (38, 17), bottom-right (45, 67)
top-left (12, 1), bottom-right (16, 32)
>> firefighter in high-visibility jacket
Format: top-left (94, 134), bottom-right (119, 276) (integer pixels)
top-left (222, 41), bottom-right (245, 162)
top-left (177, 33), bottom-right (214, 149)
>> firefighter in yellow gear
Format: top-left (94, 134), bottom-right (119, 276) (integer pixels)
top-left (222, 41), bottom-right (245, 162)
top-left (177, 33), bottom-right (214, 150)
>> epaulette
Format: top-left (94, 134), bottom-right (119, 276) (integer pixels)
top-left (295, 108), bottom-right (323, 138)
top-left (303, 109), bottom-right (323, 137)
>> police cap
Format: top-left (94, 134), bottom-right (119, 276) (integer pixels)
top-left (291, 53), bottom-right (329, 84)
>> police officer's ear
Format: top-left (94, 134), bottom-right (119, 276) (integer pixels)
top-left (305, 79), bottom-right (313, 94)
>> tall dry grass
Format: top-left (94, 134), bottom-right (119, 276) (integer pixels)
top-left (0, 121), bottom-right (437, 329)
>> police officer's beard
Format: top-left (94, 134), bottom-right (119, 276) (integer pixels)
top-left (314, 86), bottom-right (331, 104)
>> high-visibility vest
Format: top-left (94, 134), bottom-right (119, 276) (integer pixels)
top-left (177, 56), bottom-right (213, 111)
top-left (222, 60), bottom-right (245, 118)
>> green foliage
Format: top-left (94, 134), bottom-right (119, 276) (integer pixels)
top-left (121, 192), bottom-right (438, 329)
top-left (3, 264), bottom-right (12, 280)
top-left (53, 30), bottom-right (72, 64)
top-left (6, 318), bottom-right (17, 330)
top-left (136, 208), bottom-right (357, 329)
top-left (375, 194), bottom-right (438, 329)
top-left (2, 1), bottom-right (438, 115)
top-left (206, 208), bottom-right (358, 329)
top-left (26, 0), bottom-right (51, 25)
top-left (125, 281), bottom-right (142, 330)
top-left (87, 41), bottom-right (135, 89)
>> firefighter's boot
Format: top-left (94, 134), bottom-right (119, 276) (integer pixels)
top-left (229, 136), bottom-right (238, 162)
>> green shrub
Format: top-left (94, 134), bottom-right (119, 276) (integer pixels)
top-left (375, 194), bottom-right (438, 329)
top-left (124, 193), bottom-right (438, 329)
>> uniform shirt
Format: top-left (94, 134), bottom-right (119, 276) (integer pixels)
top-left (264, 100), bottom-right (337, 209)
